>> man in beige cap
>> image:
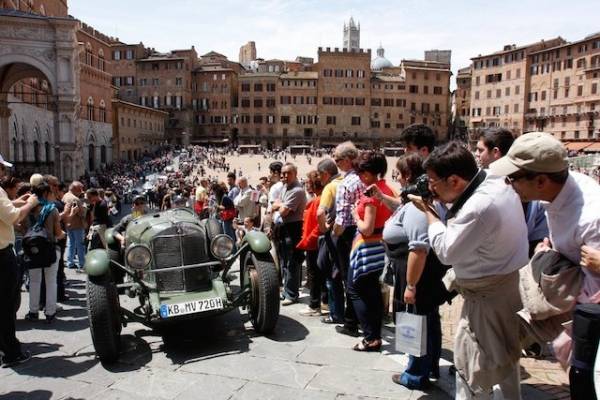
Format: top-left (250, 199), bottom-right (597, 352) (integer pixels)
top-left (491, 131), bottom-right (600, 317)
top-left (490, 132), bottom-right (600, 297)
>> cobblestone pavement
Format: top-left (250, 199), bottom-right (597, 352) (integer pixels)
top-left (2, 268), bottom-right (452, 400)
top-left (440, 298), bottom-right (571, 400)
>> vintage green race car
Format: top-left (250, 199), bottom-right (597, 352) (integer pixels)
top-left (84, 208), bottom-right (279, 363)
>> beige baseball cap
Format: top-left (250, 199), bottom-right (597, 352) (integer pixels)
top-left (489, 132), bottom-right (568, 176)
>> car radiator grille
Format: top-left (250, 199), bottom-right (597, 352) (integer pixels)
top-left (152, 223), bottom-right (211, 292)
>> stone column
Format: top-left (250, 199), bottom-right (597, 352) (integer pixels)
top-left (51, 19), bottom-right (80, 179)
top-left (0, 105), bottom-right (11, 159)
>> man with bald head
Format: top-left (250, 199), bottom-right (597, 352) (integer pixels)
top-left (233, 176), bottom-right (258, 222)
top-left (62, 181), bottom-right (87, 271)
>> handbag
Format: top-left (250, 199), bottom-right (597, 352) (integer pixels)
top-left (219, 208), bottom-right (236, 221)
top-left (395, 305), bottom-right (427, 357)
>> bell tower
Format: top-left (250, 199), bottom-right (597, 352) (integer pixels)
top-left (343, 17), bottom-right (360, 51)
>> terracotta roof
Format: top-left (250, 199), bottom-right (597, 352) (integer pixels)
top-left (582, 142), bottom-right (600, 152)
top-left (564, 142), bottom-right (593, 151)
top-left (280, 72), bottom-right (318, 79)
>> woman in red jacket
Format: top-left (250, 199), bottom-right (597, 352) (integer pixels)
top-left (297, 171), bottom-right (325, 316)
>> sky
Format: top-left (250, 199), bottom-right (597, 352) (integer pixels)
top-left (70, 0), bottom-right (600, 89)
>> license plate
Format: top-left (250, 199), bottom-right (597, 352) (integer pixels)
top-left (159, 297), bottom-right (224, 318)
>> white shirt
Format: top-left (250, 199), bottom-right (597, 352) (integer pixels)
top-left (541, 172), bottom-right (600, 300)
top-left (0, 187), bottom-right (19, 249)
top-left (428, 174), bottom-right (529, 280)
top-left (268, 181), bottom-right (284, 224)
top-left (234, 187), bottom-right (257, 220)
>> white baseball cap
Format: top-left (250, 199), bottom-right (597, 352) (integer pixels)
top-left (0, 153), bottom-right (13, 168)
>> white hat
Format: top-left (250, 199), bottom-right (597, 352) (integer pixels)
top-left (0, 153), bottom-right (13, 168)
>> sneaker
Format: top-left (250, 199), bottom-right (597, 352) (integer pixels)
top-left (2, 351), bottom-right (31, 368)
top-left (320, 315), bottom-right (343, 324)
top-left (391, 372), bottom-right (430, 390)
top-left (24, 312), bottom-right (39, 321)
top-left (75, 268), bottom-right (85, 274)
top-left (299, 307), bottom-right (321, 317)
top-left (282, 298), bottom-right (297, 306)
top-left (335, 325), bottom-right (360, 337)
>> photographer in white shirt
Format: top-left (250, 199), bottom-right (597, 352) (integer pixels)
top-left (410, 142), bottom-right (528, 400)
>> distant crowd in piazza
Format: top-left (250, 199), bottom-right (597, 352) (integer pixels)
top-left (2, 121), bottom-right (600, 398)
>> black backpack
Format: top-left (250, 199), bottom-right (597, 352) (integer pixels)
top-left (22, 210), bottom-right (56, 269)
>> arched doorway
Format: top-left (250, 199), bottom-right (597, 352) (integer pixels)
top-left (88, 143), bottom-right (95, 171)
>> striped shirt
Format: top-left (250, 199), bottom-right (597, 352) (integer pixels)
top-left (334, 169), bottom-right (364, 227)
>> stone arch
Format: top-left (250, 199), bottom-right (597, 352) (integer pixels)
top-left (0, 12), bottom-right (79, 179)
top-left (0, 56), bottom-right (56, 96)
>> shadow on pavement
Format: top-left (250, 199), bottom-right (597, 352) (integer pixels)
top-left (159, 308), bottom-right (252, 364)
top-left (0, 390), bottom-right (79, 400)
top-left (264, 314), bottom-right (309, 342)
top-left (104, 333), bottom-right (153, 372)
top-left (16, 306), bottom-right (89, 333)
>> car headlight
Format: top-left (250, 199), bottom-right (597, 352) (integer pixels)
top-left (211, 234), bottom-right (234, 259)
top-left (126, 244), bottom-right (152, 269)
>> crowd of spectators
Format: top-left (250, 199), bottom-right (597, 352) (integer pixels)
top-left (1, 125), bottom-right (600, 399)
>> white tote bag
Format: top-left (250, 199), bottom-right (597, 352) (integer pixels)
top-left (395, 310), bottom-right (427, 357)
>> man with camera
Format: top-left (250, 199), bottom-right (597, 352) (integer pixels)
top-left (0, 153), bottom-right (39, 367)
top-left (410, 142), bottom-right (528, 399)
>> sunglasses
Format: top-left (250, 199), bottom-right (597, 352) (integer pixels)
top-left (505, 172), bottom-right (536, 185)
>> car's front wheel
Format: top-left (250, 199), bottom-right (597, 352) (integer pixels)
top-left (87, 274), bottom-right (121, 363)
top-left (247, 253), bottom-right (279, 333)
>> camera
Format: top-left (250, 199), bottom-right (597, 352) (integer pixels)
top-left (363, 187), bottom-right (375, 197)
top-left (401, 174), bottom-right (432, 203)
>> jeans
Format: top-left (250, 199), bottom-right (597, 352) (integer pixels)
top-left (401, 308), bottom-right (442, 388)
top-left (29, 249), bottom-right (60, 316)
top-left (0, 245), bottom-right (22, 360)
top-left (66, 228), bottom-right (87, 269)
top-left (326, 278), bottom-right (345, 321)
top-left (347, 268), bottom-right (383, 341)
top-left (279, 222), bottom-right (303, 301)
top-left (335, 227), bottom-right (359, 329)
top-left (305, 250), bottom-right (323, 309)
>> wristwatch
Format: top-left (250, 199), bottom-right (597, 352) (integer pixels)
top-left (406, 284), bottom-right (416, 292)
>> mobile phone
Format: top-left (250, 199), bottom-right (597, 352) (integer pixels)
top-left (363, 188), bottom-right (374, 197)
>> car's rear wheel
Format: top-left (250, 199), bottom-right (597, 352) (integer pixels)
top-left (247, 253), bottom-right (279, 333)
top-left (87, 274), bottom-right (121, 363)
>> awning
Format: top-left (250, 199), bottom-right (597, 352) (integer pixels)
top-left (564, 142), bottom-right (593, 151)
top-left (583, 142), bottom-right (600, 152)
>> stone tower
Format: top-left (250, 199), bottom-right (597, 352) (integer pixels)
top-left (239, 41), bottom-right (257, 67)
top-left (343, 17), bottom-right (360, 51)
